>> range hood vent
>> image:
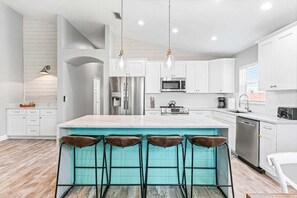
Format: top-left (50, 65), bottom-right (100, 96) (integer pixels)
top-left (113, 12), bottom-right (122, 20)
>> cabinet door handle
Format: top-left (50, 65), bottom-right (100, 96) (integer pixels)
top-left (270, 85), bottom-right (273, 88)
top-left (263, 126), bottom-right (272, 130)
top-left (259, 134), bottom-right (262, 138)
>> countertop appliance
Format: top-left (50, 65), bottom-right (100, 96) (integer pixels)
top-left (161, 78), bottom-right (186, 92)
top-left (110, 77), bottom-right (145, 115)
top-left (160, 105), bottom-right (189, 115)
top-left (236, 117), bottom-right (263, 172)
top-left (218, 97), bottom-right (226, 108)
top-left (277, 107), bottom-right (297, 120)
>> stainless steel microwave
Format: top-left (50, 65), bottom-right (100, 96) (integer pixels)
top-left (161, 78), bottom-right (186, 92)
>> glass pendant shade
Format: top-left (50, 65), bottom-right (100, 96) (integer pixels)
top-left (163, 49), bottom-right (175, 69)
top-left (118, 52), bottom-right (125, 70)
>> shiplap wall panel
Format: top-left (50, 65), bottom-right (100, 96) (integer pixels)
top-left (114, 37), bottom-right (216, 60)
top-left (23, 19), bottom-right (57, 102)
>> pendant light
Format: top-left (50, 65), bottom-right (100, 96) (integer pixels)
top-left (118, 0), bottom-right (125, 70)
top-left (164, 0), bottom-right (175, 69)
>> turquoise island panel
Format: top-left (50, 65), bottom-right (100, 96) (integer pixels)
top-left (67, 127), bottom-right (222, 186)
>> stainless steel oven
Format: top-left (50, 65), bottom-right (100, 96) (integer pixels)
top-left (161, 78), bottom-right (186, 92)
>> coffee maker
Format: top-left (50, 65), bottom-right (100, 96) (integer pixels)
top-left (218, 97), bottom-right (226, 108)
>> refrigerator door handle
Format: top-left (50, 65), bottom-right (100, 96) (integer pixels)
top-left (124, 99), bottom-right (128, 110)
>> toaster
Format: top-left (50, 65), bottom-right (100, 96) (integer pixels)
top-left (277, 107), bottom-right (297, 120)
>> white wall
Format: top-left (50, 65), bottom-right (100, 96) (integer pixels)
top-left (114, 37), bottom-right (216, 60)
top-left (234, 45), bottom-right (297, 116)
top-left (146, 93), bottom-right (228, 108)
top-left (0, 3), bottom-right (24, 136)
top-left (23, 19), bottom-right (57, 106)
top-left (60, 17), bottom-right (96, 49)
top-left (64, 62), bottom-right (103, 121)
top-left (57, 16), bottom-right (109, 123)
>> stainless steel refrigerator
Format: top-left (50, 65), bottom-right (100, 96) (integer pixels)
top-left (109, 77), bottom-right (145, 115)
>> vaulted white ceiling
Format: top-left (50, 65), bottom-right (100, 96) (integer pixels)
top-left (1, 0), bottom-right (297, 57)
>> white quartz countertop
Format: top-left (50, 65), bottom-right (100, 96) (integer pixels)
top-left (58, 115), bottom-right (229, 129)
top-left (145, 107), bottom-right (297, 124)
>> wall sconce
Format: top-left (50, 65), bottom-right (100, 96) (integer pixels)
top-left (40, 65), bottom-right (51, 75)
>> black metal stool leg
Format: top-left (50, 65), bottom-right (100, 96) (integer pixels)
top-left (226, 143), bottom-right (235, 198)
top-left (176, 144), bottom-right (183, 196)
top-left (55, 143), bottom-right (64, 198)
top-left (138, 143), bottom-right (144, 198)
top-left (190, 143), bottom-right (194, 198)
top-left (144, 142), bottom-right (150, 198)
top-left (100, 141), bottom-right (106, 198)
top-left (94, 144), bottom-right (98, 198)
top-left (103, 144), bottom-right (112, 198)
top-left (181, 142), bottom-right (188, 198)
top-left (73, 147), bottom-right (76, 185)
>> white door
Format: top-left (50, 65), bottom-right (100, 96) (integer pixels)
top-left (146, 62), bottom-right (161, 93)
top-left (221, 59), bottom-right (235, 93)
top-left (209, 59), bottom-right (222, 93)
top-left (7, 116), bottom-right (27, 136)
top-left (275, 26), bottom-right (297, 90)
top-left (40, 116), bottom-right (57, 136)
top-left (259, 38), bottom-right (275, 90)
top-left (172, 62), bottom-right (186, 78)
top-left (93, 78), bottom-right (101, 115)
top-left (259, 122), bottom-right (277, 175)
top-left (126, 60), bottom-right (146, 76)
top-left (186, 62), bottom-right (197, 93)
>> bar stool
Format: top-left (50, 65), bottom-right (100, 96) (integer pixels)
top-left (102, 135), bottom-right (144, 198)
top-left (185, 135), bottom-right (235, 198)
top-left (55, 135), bottom-right (107, 198)
top-left (145, 135), bottom-right (187, 198)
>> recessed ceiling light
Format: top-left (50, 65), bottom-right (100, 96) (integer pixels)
top-left (260, 2), bottom-right (273, 10)
top-left (210, 36), bottom-right (218, 41)
top-left (172, 28), bottom-right (179, 33)
top-left (138, 20), bottom-right (144, 26)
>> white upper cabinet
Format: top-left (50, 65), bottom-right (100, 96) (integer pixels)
top-left (209, 58), bottom-right (235, 93)
top-left (259, 25), bottom-right (297, 91)
top-left (259, 37), bottom-right (276, 90)
top-left (186, 61), bottom-right (209, 93)
top-left (146, 61), bottom-right (161, 93)
top-left (110, 59), bottom-right (146, 77)
top-left (161, 61), bottom-right (186, 78)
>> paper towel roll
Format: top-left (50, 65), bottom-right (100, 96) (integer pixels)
top-left (227, 98), bottom-right (236, 110)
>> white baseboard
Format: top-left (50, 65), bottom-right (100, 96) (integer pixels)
top-left (0, 135), bottom-right (8, 141)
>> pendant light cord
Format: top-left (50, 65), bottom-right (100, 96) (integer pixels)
top-left (168, 0), bottom-right (171, 51)
top-left (120, 0), bottom-right (124, 56)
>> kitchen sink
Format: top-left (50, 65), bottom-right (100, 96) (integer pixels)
top-left (227, 109), bottom-right (250, 113)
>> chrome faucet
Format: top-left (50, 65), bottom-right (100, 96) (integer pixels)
top-left (239, 94), bottom-right (251, 112)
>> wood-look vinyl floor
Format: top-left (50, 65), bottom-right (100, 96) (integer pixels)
top-left (0, 140), bottom-right (296, 198)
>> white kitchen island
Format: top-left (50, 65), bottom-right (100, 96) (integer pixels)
top-left (57, 115), bottom-right (232, 197)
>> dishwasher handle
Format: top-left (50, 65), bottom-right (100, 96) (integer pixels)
top-left (238, 120), bottom-right (256, 127)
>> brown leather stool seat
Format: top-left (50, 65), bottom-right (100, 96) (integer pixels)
top-left (61, 135), bottom-right (103, 148)
top-left (147, 135), bottom-right (183, 147)
top-left (188, 136), bottom-right (227, 148)
top-left (105, 135), bottom-right (142, 147)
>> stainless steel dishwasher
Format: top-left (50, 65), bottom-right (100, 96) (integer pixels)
top-left (236, 117), bottom-right (263, 172)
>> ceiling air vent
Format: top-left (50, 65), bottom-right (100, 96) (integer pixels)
top-left (113, 12), bottom-right (122, 20)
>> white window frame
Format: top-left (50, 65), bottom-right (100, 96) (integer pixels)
top-left (239, 62), bottom-right (265, 104)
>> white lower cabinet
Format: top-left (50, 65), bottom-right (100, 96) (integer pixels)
top-left (259, 122), bottom-right (277, 175)
top-left (145, 110), bottom-right (161, 116)
top-left (213, 111), bottom-right (236, 152)
top-left (7, 108), bottom-right (57, 137)
top-left (40, 116), bottom-right (57, 136)
top-left (189, 111), bottom-right (212, 118)
top-left (7, 115), bottom-right (27, 136)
